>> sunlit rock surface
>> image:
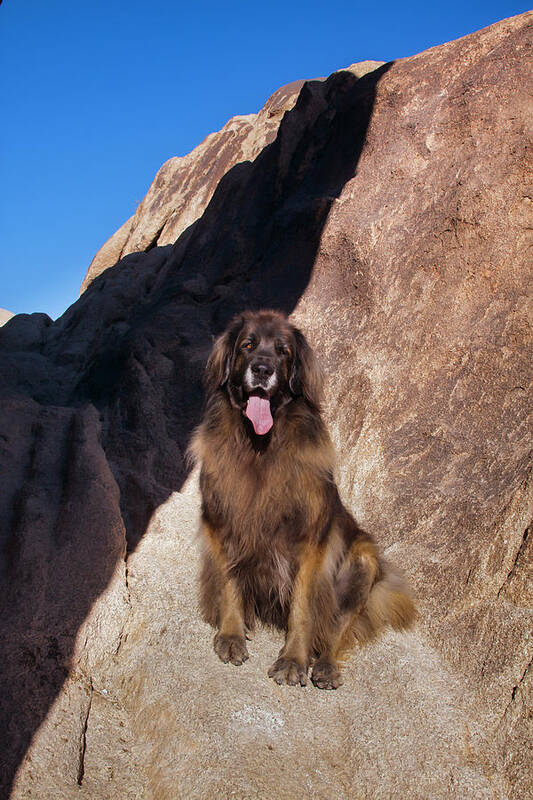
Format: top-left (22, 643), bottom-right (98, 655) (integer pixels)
top-left (1, 13), bottom-right (531, 799)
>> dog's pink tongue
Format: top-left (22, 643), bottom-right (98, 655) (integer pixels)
top-left (245, 395), bottom-right (273, 435)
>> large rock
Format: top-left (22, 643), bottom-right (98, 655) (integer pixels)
top-left (78, 79), bottom-right (310, 295)
top-left (1, 13), bottom-right (531, 799)
top-left (80, 61), bottom-right (384, 294)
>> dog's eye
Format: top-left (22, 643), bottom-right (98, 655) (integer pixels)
top-left (242, 340), bottom-right (254, 351)
top-left (276, 342), bottom-right (290, 356)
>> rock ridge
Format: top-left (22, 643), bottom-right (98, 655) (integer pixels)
top-left (1, 13), bottom-right (532, 799)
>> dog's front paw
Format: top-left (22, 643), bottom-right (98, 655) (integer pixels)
top-left (311, 659), bottom-right (343, 689)
top-left (214, 633), bottom-right (249, 666)
top-left (268, 657), bottom-right (308, 686)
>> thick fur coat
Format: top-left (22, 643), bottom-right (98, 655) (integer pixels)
top-left (190, 310), bottom-right (416, 688)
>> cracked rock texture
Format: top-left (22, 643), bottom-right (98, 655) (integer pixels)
top-left (1, 12), bottom-right (532, 800)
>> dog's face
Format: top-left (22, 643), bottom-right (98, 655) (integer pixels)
top-left (206, 310), bottom-right (323, 436)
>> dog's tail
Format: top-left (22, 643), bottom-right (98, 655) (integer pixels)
top-left (351, 559), bottom-right (418, 646)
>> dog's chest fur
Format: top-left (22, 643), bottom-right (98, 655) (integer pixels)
top-left (199, 438), bottom-right (319, 621)
top-left (194, 391), bottom-right (336, 626)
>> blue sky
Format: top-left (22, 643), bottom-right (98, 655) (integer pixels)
top-left (1, 0), bottom-right (529, 320)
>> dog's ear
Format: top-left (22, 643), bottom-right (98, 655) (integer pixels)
top-left (289, 327), bottom-right (324, 408)
top-left (205, 315), bottom-right (244, 393)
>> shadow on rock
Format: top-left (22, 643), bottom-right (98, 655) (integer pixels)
top-left (0, 63), bottom-right (391, 793)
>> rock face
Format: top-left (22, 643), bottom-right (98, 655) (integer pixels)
top-left (1, 13), bottom-right (532, 799)
top-left (80, 61), bottom-right (384, 295)
top-left (0, 308), bottom-right (14, 326)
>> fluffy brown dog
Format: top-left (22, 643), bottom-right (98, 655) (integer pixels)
top-left (190, 310), bottom-right (416, 688)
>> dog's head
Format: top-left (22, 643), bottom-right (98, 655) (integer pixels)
top-left (205, 310), bottom-right (323, 435)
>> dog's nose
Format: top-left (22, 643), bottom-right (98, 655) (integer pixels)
top-left (251, 362), bottom-right (274, 378)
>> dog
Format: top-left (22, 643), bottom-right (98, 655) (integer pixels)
top-left (190, 310), bottom-right (416, 688)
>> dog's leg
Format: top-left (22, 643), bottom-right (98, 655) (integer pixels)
top-left (310, 612), bottom-right (351, 689)
top-left (311, 537), bottom-right (379, 689)
top-left (202, 524), bottom-right (249, 666)
top-left (268, 544), bottom-right (322, 687)
top-left (213, 574), bottom-right (249, 666)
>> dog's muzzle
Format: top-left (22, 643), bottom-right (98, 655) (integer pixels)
top-left (244, 363), bottom-right (278, 394)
